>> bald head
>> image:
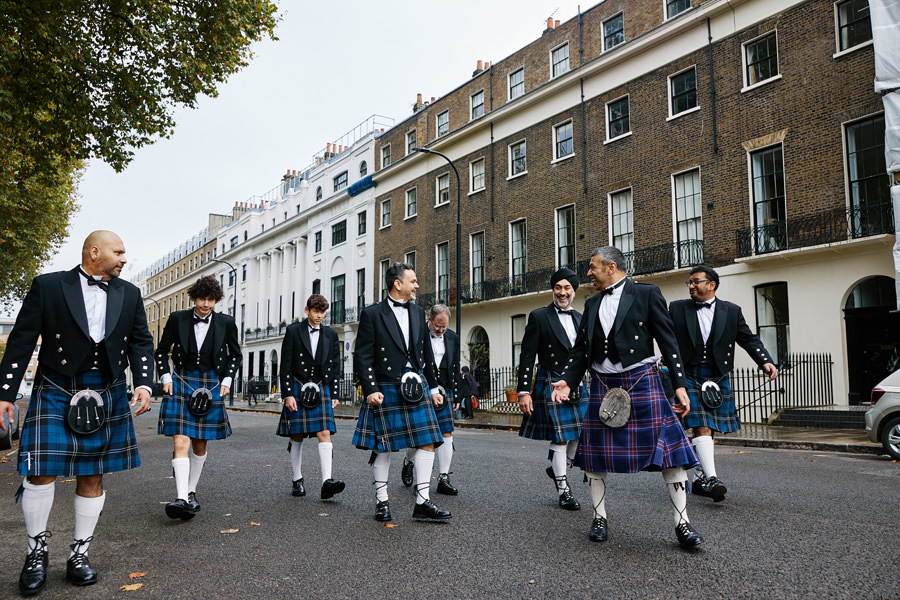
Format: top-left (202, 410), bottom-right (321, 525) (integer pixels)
top-left (82, 230), bottom-right (127, 280)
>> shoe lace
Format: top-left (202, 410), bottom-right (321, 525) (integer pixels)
top-left (675, 522), bottom-right (693, 538)
top-left (69, 536), bottom-right (93, 566)
top-left (24, 531), bottom-right (51, 569)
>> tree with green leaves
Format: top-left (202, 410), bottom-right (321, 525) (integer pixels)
top-left (0, 0), bottom-right (279, 304)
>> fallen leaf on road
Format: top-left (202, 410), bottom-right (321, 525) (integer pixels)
top-left (128, 572), bottom-right (146, 579)
top-left (731, 450), bottom-right (752, 454)
top-left (121, 583), bottom-right (144, 591)
top-left (527, 580), bottom-right (535, 584)
top-left (250, 522), bottom-right (260, 526)
top-left (220, 529), bottom-right (240, 534)
top-left (261, 465), bottom-right (271, 468)
top-left (384, 524), bottom-right (398, 528)
top-left (62, 479), bottom-right (75, 482)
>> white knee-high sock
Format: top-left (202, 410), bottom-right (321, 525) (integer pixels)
top-left (550, 444), bottom-right (568, 494)
top-left (290, 441), bottom-right (303, 481)
top-left (413, 449), bottom-right (435, 504)
top-left (21, 479), bottom-right (54, 552)
top-left (586, 472), bottom-right (608, 519)
top-left (188, 449), bottom-right (207, 493)
top-left (372, 452), bottom-right (391, 502)
top-left (565, 439), bottom-right (579, 468)
top-left (172, 457), bottom-right (190, 501)
top-left (436, 436), bottom-right (453, 474)
top-left (692, 436), bottom-right (717, 478)
top-left (663, 467), bottom-right (690, 525)
top-left (71, 492), bottom-right (105, 557)
top-left (318, 442), bottom-right (333, 482)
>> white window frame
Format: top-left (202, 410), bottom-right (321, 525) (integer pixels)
top-left (555, 204), bottom-right (576, 269)
top-left (602, 12), bottom-right (625, 52)
top-left (435, 173), bottom-right (450, 207)
top-left (665, 0), bottom-right (692, 21)
top-left (508, 139), bottom-right (527, 180)
top-left (608, 187), bottom-right (634, 253)
top-left (605, 94), bottom-right (632, 143)
top-left (671, 167), bottom-right (703, 267)
top-left (741, 30), bottom-right (782, 93)
top-left (833, 0), bottom-right (874, 57)
top-left (405, 186), bottom-right (417, 219)
top-left (470, 231), bottom-right (486, 298)
top-left (469, 158), bottom-right (486, 194)
top-left (379, 259), bottom-right (390, 302)
top-left (471, 90), bottom-right (485, 120)
top-left (436, 110), bottom-right (450, 137)
top-left (508, 67), bottom-right (525, 101)
top-left (550, 42), bottom-right (570, 78)
top-left (380, 198), bottom-right (391, 229)
top-left (404, 251), bottom-right (417, 271)
top-left (667, 65), bottom-right (700, 120)
top-left (436, 242), bottom-right (450, 301)
top-left (552, 120), bottom-right (575, 162)
top-left (509, 219), bottom-right (528, 281)
top-left (381, 144), bottom-right (391, 169)
top-left (406, 129), bottom-right (417, 155)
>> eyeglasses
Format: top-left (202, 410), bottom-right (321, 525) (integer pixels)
top-left (685, 279), bottom-right (711, 287)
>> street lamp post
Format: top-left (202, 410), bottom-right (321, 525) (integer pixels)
top-left (411, 146), bottom-right (462, 381)
top-left (210, 257), bottom-right (238, 406)
top-left (145, 297), bottom-right (161, 399)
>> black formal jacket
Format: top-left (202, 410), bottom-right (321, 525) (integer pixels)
top-left (428, 329), bottom-right (460, 398)
top-left (279, 319), bottom-right (340, 398)
top-left (516, 304), bottom-right (583, 392)
top-left (353, 298), bottom-right (439, 398)
top-left (668, 297), bottom-right (774, 378)
top-left (154, 309), bottom-right (241, 381)
top-left (562, 279), bottom-right (688, 391)
top-left (0, 267), bottom-right (154, 402)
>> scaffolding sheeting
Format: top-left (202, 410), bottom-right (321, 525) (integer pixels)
top-left (871, 0), bottom-right (900, 92)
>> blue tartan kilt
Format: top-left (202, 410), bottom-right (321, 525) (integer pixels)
top-left (519, 368), bottom-right (587, 443)
top-left (575, 364), bottom-right (697, 474)
top-left (18, 370), bottom-right (140, 477)
top-left (352, 374), bottom-right (444, 453)
top-left (682, 365), bottom-right (740, 433)
top-left (433, 390), bottom-right (455, 435)
top-left (158, 369), bottom-right (231, 440)
top-left (276, 381), bottom-right (336, 438)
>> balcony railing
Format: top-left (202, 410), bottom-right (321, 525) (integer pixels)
top-left (736, 201), bottom-right (894, 257)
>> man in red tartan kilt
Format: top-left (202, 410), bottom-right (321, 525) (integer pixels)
top-left (552, 246), bottom-right (704, 549)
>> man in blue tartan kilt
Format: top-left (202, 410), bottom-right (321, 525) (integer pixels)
top-left (155, 275), bottom-right (241, 521)
top-left (400, 304), bottom-right (461, 496)
top-left (516, 267), bottom-right (587, 511)
top-left (552, 247), bottom-right (704, 549)
top-left (0, 231), bottom-right (155, 594)
top-left (670, 265), bottom-right (777, 502)
top-left (352, 262), bottom-right (451, 522)
top-left (276, 294), bottom-right (345, 501)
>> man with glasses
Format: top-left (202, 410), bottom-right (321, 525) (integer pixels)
top-left (669, 266), bottom-right (777, 502)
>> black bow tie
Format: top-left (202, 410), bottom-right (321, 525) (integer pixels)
top-left (556, 309), bottom-right (573, 316)
top-left (694, 301), bottom-right (713, 309)
top-left (79, 270), bottom-right (109, 291)
top-left (309, 327), bottom-right (319, 333)
top-left (601, 279), bottom-right (626, 296)
top-left (390, 299), bottom-right (410, 309)
top-left (192, 314), bottom-right (210, 325)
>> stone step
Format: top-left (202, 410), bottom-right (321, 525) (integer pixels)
top-left (774, 407), bottom-right (867, 429)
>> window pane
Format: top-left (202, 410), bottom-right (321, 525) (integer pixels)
top-left (552, 44), bottom-right (569, 77)
top-left (555, 122), bottom-right (573, 158)
top-left (746, 33), bottom-right (778, 85)
top-left (671, 69), bottom-right (697, 114)
top-left (839, 0), bottom-right (873, 50)
top-left (604, 14), bottom-right (624, 50)
top-left (509, 68), bottom-right (524, 100)
top-left (611, 189), bottom-right (633, 252)
top-left (608, 97), bottom-right (630, 138)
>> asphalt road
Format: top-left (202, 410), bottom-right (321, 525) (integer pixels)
top-left (0, 408), bottom-right (898, 600)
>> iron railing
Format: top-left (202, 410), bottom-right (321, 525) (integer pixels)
top-left (736, 201), bottom-right (894, 257)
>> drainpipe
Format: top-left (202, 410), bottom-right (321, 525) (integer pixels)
top-left (579, 7), bottom-right (588, 196)
top-left (707, 18), bottom-right (719, 153)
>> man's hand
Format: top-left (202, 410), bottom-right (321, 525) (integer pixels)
top-left (132, 387), bottom-right (152, 416)
top-left (163, 382), bottom-right (173, 395)
top-left (518, 393), bottom-right (533, 416)
top-left (550, 381), bottom-right (571, 404)
top-left (331, 396), bottom-right (339, 408)
top-left (763, 363), bottom-right (778, 381)
top-left (432, 392), bottom-right (444, 407)
top-left (0, 400), bottom-right (14, 431)
top-left (285, 396), bottom-right (298, 412)
top-left (219, 385), bottom-right (230, 397)
top-left (672, 387), bottom-right (690, 417)
top-left (367, 392), bottom-right (384, 406)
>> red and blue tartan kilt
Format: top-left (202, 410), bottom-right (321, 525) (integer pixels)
top-left (433, 390), bottom-right (455, 435)
top-left (682, 365), bottom-right (740, 433)
top-left (17, 370), bottom-right (140, 477)
top-left (276, 381), bottom-right (336, 438)
top-left (352, 374), bottom-right (444, 453)
top-left (158, 369), bottom-right (231, 440)
top-left (519, 368), bottom-right (587, 443)
top-left (575, 364), bottom-right (697, 474)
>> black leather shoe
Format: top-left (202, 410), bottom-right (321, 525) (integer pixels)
top-left (436, 474), bottom-right (458, 495)
top-left (374, 500), bottom-right (392, 522)
top-left (66, 538), bottom-right (98, 587)
top-left (675, 522), bottom-right (704, 548)
top-left (291, 478), bottom-right (306, 497)
top-left (691, 474), bottom-right (711, 497)
top-left (412, 499), bottom-right (451, 521)
top-left (187, 491), bottom-right (201, 512)
top-left (165, 498), bottom-right (197, 520)
top-left (18, 531), bottom-right (50, 596)
top-left (588, 517), bottom-right (608, 542)
top-left (558, 489), bottom-right (581, 511)
top-left (706, 476), bottom-right (727, 502)
top-left (401, 458), bottom-right (414, 488)
top-left (321, 478), bottom-right (345, 500)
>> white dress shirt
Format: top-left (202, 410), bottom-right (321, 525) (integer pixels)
top-left (696, 298), bottom-right (716, 343)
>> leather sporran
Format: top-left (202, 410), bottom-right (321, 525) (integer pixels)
top-left (188, 387), bottom-right (213, 417)
top-left (66, 389), bottom-right (106, 435)
top-left (700, 381), bottom-right (724, 410)
top-left (399, 372), bottom-right (425, 404)
top-left (598, 387), bottom-right (630, 428)
top-left (299, 382), bottom-right (323, 409)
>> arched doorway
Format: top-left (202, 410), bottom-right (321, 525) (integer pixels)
top-left (468, 326), bottom-right (490, 401)
top-left (844, 276), bottom-right (898, 404)
top-left (269, 349), bottom-right (279, 394)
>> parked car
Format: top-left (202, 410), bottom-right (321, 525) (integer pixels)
top-left (865, 368), bottom-right (900, 459)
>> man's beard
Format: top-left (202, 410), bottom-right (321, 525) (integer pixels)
top-left (553, 295), bottom-right (573, 310)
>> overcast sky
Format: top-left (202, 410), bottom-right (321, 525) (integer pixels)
top-left (45, 0), bottom-right (590, 278)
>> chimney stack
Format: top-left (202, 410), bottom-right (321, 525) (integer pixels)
top-left (413, 93), bottom-right (427, 112)
top-left (555, 19), bottom-right (560, 28)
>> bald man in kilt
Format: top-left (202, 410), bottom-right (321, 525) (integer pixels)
top-left (277, 294), bottom-right (345, 500)
top-left (155, 275), bottom-right (241, 520)
top-left (0, 231), bottom-right (154, 594)
top-left (352, 262), bottom-right (451, 522)
top-left (552, 247), bottom-right (703, 549)
top-left (516, 267), bottom-right (587, 511)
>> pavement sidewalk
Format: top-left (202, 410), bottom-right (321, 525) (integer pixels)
top-left (227, 396), bottom-right (885, 457)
